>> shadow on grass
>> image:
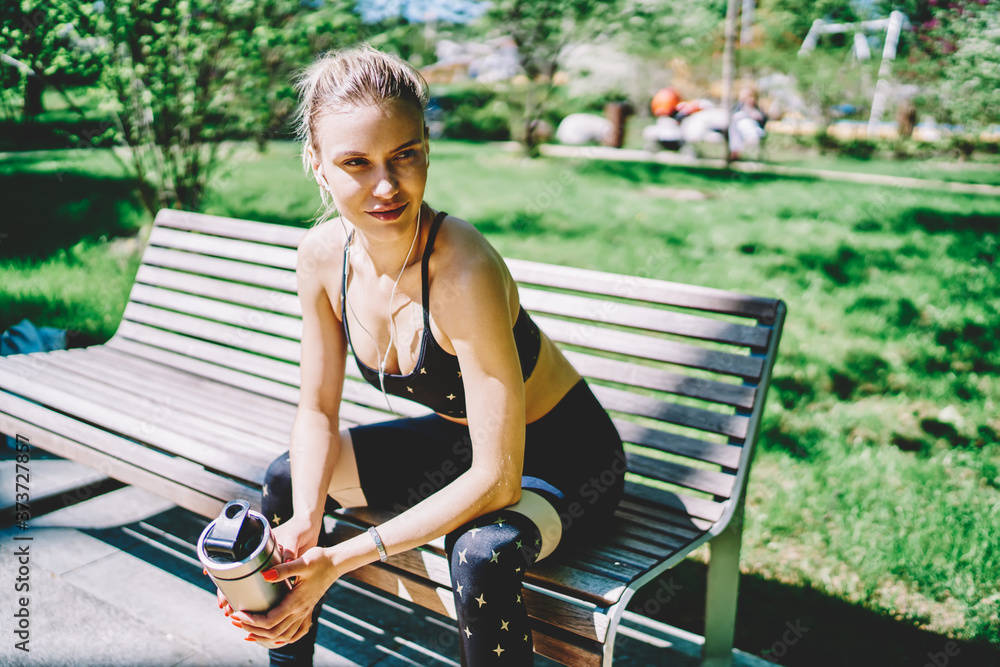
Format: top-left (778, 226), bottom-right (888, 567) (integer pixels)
top-left (629, 559), bottom-right (1000, 667)
top-left (572, 159), bottom-right (819, 187)
top-left (0, 170), bottom-right (145, 261)
top-left (895, 208), bottom-right (1000, 236)
top-left (206, 206), bottom-right (316, 229)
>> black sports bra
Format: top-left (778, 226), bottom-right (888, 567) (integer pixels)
top-left (341, 209), bottom-right (541, 418)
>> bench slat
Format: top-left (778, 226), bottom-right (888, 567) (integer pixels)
top-left (107, 334), bottom-right (405, 428)
top-left (623, 480), bottom-right (725, 523)
top-left (81, 347), bottom-right (298, 423)
top-left (519, 287), bottom-right (769, 348)
top-left (565, 350), bottom-right (756, 410)
top-left (0, 395), bottom-right (257, 514)
top-left (114, 319), bottom-right (429, 422)
top-left (534, 315), bottom-right (764, 380)
top-left (616, 520), bottom-right (698, 553)
top-left (625, 451), bottom-right (734, 499)
top-left (507, 257), bottom-right (780, 322)
top-left (129, 284), bottom-right (302, 340)
top-left (617, 507), bottom-right (707, 541)
top-left (122, 303), bottom-right (301, 361)
top-left (612, 419), bottom-right (742, 470)
top-left (602, 524), bottom-right (686, 558)
top-left (148, 227), bottom-right (298, 270)
top-left (155, 209), bottom-right (306, 248)
top-left (38, 350), bottom-right (294, 443)
top-left (141, 246), bottom-right (297, 292)
top-left (2, 356), bottom-right (283, 467)
top-left (109, 329), bottom-right (300, 398)
top-left (592, 384), bottom-right (748, 440)
top-left (136, 265), bottom-right (302, 317)
top-left (113, 321), bottom-right (299, 386)
top-left (0, 361), bottom-right (270, 483)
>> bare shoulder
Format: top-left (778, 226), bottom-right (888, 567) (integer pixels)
top-left (429, 212), bottom-right (510, 290)
top-left (296, 217), bottom-right (350, 315)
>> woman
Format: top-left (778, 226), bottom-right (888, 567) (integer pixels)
top-left (222, 44), bottom-right (625, 666)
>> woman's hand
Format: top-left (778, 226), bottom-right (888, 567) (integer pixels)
top-left (272, 514), bottom-right (323, 561)
top-left (231, 546), bottom-right (340, 648)
top-left (216, 514), bottom-right (321, 620)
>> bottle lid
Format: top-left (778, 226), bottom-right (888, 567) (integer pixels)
top-left (204, 500), bottom-right (261, 562)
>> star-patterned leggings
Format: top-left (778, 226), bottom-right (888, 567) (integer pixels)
top-left (260, 379), bottom-right (625, 666)
top-left (445, 509), bottom-right (544, 664)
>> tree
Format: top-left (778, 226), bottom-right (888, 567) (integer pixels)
top-left (477, 0), bottom-right (620, 155)
top-left (93, 0), bottom-right (363, 213)
top-left (923, 0), bottom-right (1000, 144)
top-left (0, 1), bottom-right (101, 119)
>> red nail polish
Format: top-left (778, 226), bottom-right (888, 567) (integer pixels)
top-left (262, 569), bottom-right (277, 582)
top-left (244, 636), bottom-right (256, 642)
top-left (275, 641), bottom-right (285, 645)
top-left (202, 568), bottom-right (207, 575)
top-left (231, 620), bottom-right (243, 628)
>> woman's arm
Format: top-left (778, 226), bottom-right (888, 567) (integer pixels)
top-left (280, 225), bottom-right (351, 551)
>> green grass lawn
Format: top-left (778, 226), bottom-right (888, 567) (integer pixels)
top-left (1, 140), bottom-right (998, 665)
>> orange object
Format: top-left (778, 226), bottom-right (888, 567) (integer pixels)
top-left (675, 100), bottom-right (704, 117)
top-left (651, 87), bottom-right (680, 117)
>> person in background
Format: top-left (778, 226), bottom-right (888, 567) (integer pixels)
top-left (729, 85), bottom-right (768, 161)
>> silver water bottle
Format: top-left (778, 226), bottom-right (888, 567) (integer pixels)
top-left (197, 499), bottom-right (291, 613)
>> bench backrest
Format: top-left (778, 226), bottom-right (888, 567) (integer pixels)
top-left (114, 209), bottom-right (784, 548)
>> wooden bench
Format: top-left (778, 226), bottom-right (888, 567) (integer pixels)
top-left (0, 209), bottom-right (785, 666)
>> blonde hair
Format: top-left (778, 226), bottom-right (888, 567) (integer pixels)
top-left (293, 44), bottom-right (429, 224)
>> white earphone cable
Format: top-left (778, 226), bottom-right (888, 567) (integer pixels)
top-left (342, 205), bottom-right (422, 415)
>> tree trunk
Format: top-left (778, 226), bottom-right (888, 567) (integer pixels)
top-left (722, 0), bottom-right (739, 164)
top-left (23, 72), bottom-right (44, 118)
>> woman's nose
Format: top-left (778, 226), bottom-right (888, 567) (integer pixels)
top-left (372, 168), bottom-right (398, 198)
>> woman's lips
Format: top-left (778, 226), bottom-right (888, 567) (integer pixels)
top-left (366, 203), bottom-right (407, 221)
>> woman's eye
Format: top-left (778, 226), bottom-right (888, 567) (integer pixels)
top-left (345, 159), bottom-right (367, 167)
top-left (395, 150), bottom-right (418, 160)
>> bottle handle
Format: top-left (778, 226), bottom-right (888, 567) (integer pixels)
top-left (204, 499), bottom-right (253, 560)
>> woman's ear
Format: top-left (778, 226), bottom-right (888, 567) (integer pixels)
top-left (308, 148), bottom-right (331, 191)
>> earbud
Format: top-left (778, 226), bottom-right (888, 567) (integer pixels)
top-left (317, 168), bottom-right (332, 193)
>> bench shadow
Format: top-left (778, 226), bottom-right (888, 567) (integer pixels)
top-left (628, 559), bottom-right (1000, 667)
top-left (0, 170), bottom-right (145, 261)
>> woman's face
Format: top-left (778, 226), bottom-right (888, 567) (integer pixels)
top-left (311, 98), bottom-right (429, 238)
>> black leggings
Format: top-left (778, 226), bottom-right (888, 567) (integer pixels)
top-left (262, 379), bottom-right (625, 666)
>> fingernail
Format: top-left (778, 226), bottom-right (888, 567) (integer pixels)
top-left (231, 620), bottom-right (243, 628)
top-left (202, 568), bottom-right (207, 575)
top-left (224, 609), bottom-right (231, 617)
top-left (262, 569), bottom-right (277, 582)
top-left (275, 641), bottom-right (285, 645)
top-left (244, 636), bottom-right (256, 642)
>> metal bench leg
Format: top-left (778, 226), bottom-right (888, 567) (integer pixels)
top-left (702, 509), bottom-right (744, 667)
